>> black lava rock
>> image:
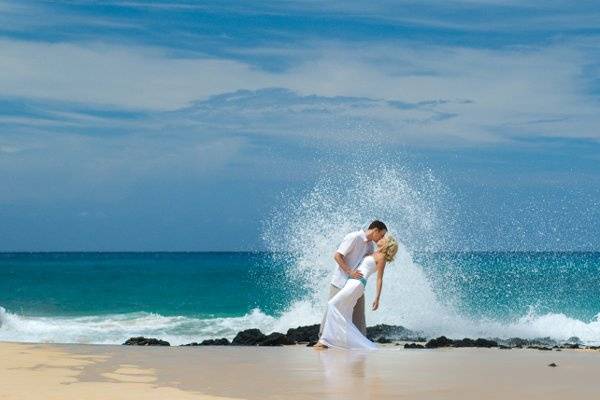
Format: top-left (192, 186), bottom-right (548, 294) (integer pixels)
top-left (425, 336), bottom-right (453, 348)
top-left (452, 338), bottom-right (476, 347)
top-left (285, 325), bottom-right (320, 343)
top-left (527, 345), bottom-right (552, 351)
top-left (506, 338), bottom-right (529, 347)
top-left (259, 332), bottom-right (295, 346)
top-left (232, 329), bottom-right (267, 346)
top-left (123, 337), bottom-right (170, 346)
top-left (200, 338), bottom-right (230, 346)
top-left (450, 338), bottom-right (498, 348)
top-left (567, 336), bottom-right (582, 345)
top-left (366, 324), bottom-right (423, 341)
top-left (474, 338), bottom-right (498, 348)
top-left (529, 337), bottom-right (557, 347)
top-left (404, 343), bottom-right (425, 349)
top-left (548, 363), bottom-right (558, 367)
top-left (424, 336), bottom-right (498, 349)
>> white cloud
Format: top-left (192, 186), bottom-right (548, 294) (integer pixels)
top-left (0, 36), bottom-right (599, 144)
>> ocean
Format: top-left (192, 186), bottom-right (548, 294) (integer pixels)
top-left (1, 251), bottom-right (600, 345)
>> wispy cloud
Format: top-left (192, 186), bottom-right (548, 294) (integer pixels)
top-left (1, 35), bottom-right (599, 145)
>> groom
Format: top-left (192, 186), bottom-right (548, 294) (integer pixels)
top-left (319, 220), bottom-right (388, 337)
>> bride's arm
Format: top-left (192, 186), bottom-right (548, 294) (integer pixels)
top-left (372, 256), bottom-right (386, 311)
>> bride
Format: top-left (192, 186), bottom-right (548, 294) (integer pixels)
top-left (315, 235), bottom-right (398, 350)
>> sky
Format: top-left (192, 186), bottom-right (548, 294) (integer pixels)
top-left (0, 0), bottom-right (599, 251)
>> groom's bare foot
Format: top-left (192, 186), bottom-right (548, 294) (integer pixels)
top-left (313, 341), bottom-right (328, 350)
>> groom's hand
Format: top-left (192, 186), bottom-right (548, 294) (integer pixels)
top-left (349, 270), bottom-right (363, 279)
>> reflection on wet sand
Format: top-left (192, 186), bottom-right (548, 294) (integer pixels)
top-left (318, 349), bottom-right (385, 399)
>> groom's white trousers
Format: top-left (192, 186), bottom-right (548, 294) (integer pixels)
top-left (319, 284), bottom-right (367, 338)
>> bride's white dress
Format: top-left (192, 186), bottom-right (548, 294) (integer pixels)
top-left (319, 255), bottom-right (378, 350)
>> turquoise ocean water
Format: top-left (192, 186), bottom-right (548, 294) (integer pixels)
top-left (1, 251), bottom-right (599, 345)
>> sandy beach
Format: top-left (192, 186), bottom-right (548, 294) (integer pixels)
top-left (2, 342), bottom-right (600, 400)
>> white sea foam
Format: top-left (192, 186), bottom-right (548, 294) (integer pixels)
top-left (0, 305), bottom-right (278, 345)
top-left (3, 302), bottom-right (600, 345)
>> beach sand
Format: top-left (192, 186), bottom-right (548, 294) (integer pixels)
top-left (1, 341), bottom-right (599, 399)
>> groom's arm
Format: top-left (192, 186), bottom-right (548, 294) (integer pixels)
top-left (334, 253), bottom-right (362, 279)
top-left (333, 252), bottom-right (353, 275)
top-left (334, 233), bottom-right (363, 279)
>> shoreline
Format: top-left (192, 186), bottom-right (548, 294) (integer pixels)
top-left (2, 341), bottom-right (600, 399)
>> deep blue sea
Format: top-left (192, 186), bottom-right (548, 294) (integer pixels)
top-left (1, 251), bottom-right (600, 345)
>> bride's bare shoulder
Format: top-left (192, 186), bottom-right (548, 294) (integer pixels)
top-left (372, 252), bottom-right (384, 263)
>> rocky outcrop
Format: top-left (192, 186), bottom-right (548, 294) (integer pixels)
top-left (404, 343), bottom-right (425, 349)
top-left (453, 338), bottom-right (498, 348)
top-left (232, 329), bottom-right (267, 346)
top-left (425, 336), bottom-right (498, 348)
top-left (181, 338), bottom-right (230, 346)
top-left (425, 336), bottom-right (454, 348)
top-left (123, 337), bottom-right (170, 346)
top-left (366, 324), bottom-right (425, 342)
top-left (285, 325), bottom-right (320, 343)
top-left (259, 332), bottom-right (296, 346)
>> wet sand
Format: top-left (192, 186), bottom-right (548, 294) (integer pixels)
top-left (1, 341), bottom-right (600, 399)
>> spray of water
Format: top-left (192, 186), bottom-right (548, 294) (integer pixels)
top-left (262, 165), bottom-right (461, 331)
top-left (262, 164), bottom-right (600, 344)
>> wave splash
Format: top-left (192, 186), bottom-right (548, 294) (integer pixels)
top-left (262, 165), bottom-right (600, 345)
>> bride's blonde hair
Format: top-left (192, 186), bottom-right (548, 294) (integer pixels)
top-left (381, 235), bottom-right (399, 262)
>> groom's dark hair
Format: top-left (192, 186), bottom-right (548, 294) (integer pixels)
top-left (368, 220), bottom-right (387, 231)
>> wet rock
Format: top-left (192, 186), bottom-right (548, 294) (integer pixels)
top-left (123, 337), bottom-right (170, 346)
top-left (452, 338), bottom-right (498, 348)
top-left (286, 324), bottom-right (320, 343)
top-left (474, 338), bottom-right (498, 348)
top-left (425, 336), bottom-right (453, 348)
top-left (529, 337), bottom-right (557, 347)
top-left (567, 336), bottom-right (582, 345)
top-left (548, 362), bottom-right (558, 367)
top-left (451, 338), bottom-right (475, 347)
top-left (306, 341), bottom-right (317, 347)
top-left (200, 338), bottom-right (230, 346)
top-left (527, 345), bottom-right (552, 351)
top-left (259, 332), bottom-right (295, 346)
top-left (366, 324), bottom-right (424, 342)
top-left (375, 337), bottom-right (392, 344)
top-left (506, 338), bottom-right (529, 347)
top-left (232, 329), bottom-right (266, 346)
top-left (182, 338), bottom-right (230, 346)
top-left (425, 336), bottom-right (498, 349)
top-left (404, 343), bottom-right (425, 349)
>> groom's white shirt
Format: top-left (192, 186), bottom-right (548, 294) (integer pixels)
top-left (331, 230), bottom-right (376, 289)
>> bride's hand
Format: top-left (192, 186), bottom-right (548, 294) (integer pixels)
top-left (372, 299), bottom-right (379, 311)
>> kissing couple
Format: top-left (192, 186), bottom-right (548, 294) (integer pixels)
top-left (315, 220), bottom-right (398, 350)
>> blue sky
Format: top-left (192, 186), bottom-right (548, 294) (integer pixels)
top-left (0, 0), bottom-right (599, 251)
